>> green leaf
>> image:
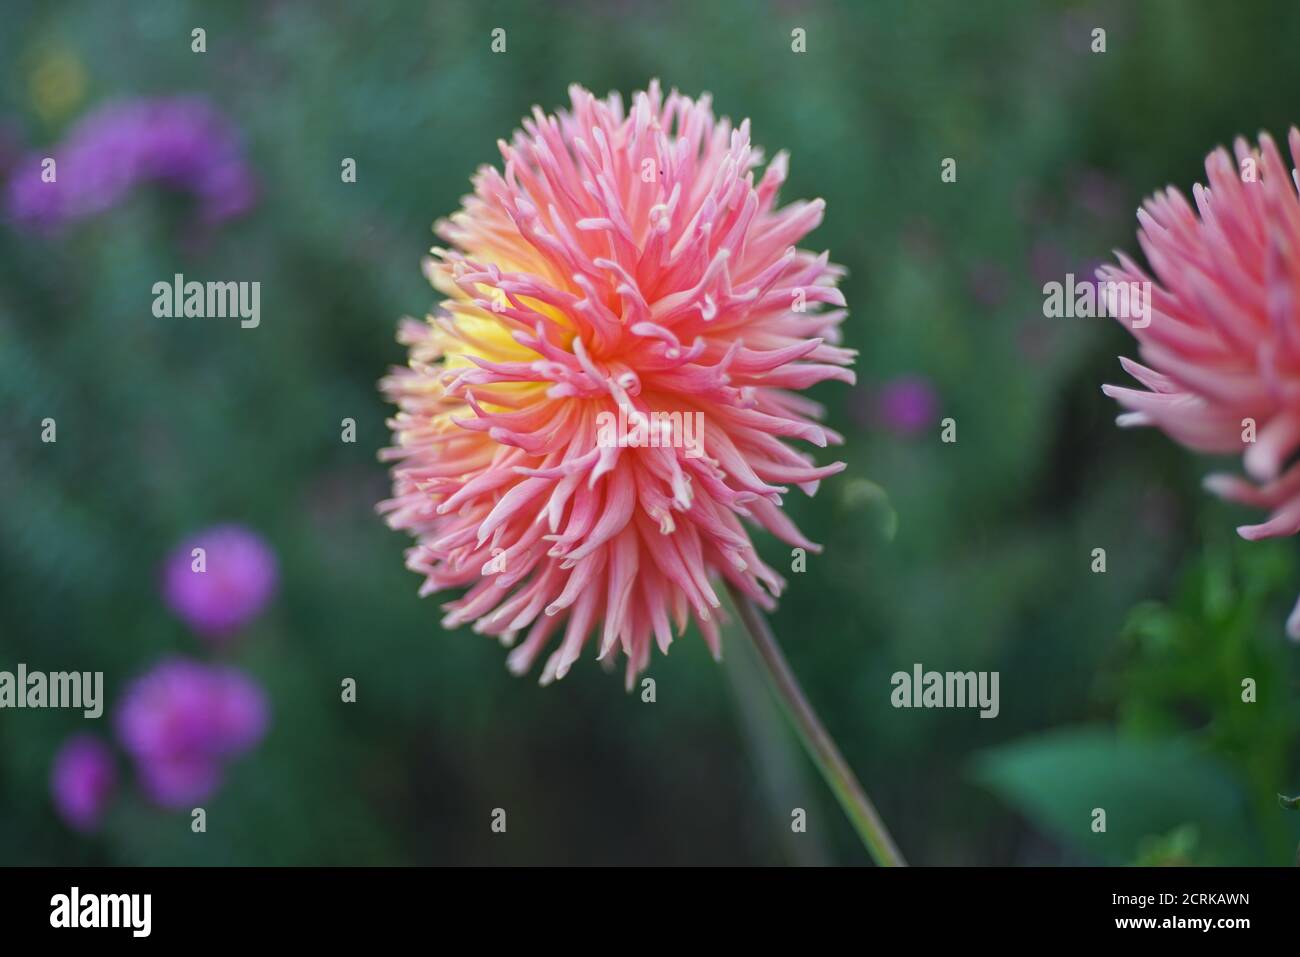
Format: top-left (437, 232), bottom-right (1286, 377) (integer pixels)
top-left (974, 727), bottom-right (1260, 864)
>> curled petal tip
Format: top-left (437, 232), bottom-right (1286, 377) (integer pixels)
top-left (379, 82), bottom-right (852, 685)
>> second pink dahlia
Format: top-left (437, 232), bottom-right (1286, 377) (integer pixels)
top-left (381, 82), bottom-right (853, 685)
top-left (1103, 129), bottom-right (1300, 637)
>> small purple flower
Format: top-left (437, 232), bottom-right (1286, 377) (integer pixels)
top-left (115, 658), bottom-right (269, 809)
top-left (162, 524), bottom-right (278, 640)
top-left (6, 96), bottom-right (256, 229)
top-left (865, 376), bottom-right (940, 438)
top-left (50, 735), bottom-right (117, 833)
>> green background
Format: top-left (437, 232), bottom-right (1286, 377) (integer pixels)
top-left (2, 0), bottom-right (1298, 865)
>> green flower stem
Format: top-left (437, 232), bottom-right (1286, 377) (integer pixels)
top-left (726, 581), bottom-right (907, 867)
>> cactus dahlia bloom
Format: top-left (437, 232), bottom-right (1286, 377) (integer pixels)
top-left (380, 81), bottom-right (853, 686)
top-left (1102, 129), bottom-right (1300, 638)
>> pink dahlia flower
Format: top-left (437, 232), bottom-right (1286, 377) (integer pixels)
top-left (1102, 129), bottom-right (1300, 637)
top-left (381, 81), bottom-right (853, 686)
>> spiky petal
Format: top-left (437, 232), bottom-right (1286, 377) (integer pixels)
top-left (1104, 129), bottom-right (1300, 638)
top-left (381, 82), bottom-right (854, 685)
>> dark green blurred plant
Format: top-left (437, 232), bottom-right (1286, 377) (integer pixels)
top-left (978, 532), bottom-right (1300, 865)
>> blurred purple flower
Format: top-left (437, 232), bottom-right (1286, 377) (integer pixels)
top-left (162, 524), bottom-right (278, 640)
top-left (115, 658), bottom-right (269, 809)
top-left (50, 734), bottom-right (117, 832)
top-left (6, 96), bottom-right (256, 229)
top-left (857, 376), bottom-right (940, 438)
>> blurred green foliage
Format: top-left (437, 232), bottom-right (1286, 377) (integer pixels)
top-left (981, 536), bottom-right (1300, 865)
top-left (2, 0), bottom-right (1299, 864)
